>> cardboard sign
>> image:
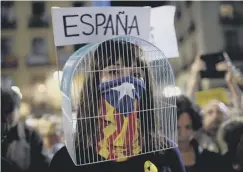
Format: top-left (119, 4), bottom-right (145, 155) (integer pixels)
top-left (51, 7), bottom-right (151, 46)
top-left (196, 87), bottom-right (229, 107)
top-left (150, 6), bottom-right (179, 59)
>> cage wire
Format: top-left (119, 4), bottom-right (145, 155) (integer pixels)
top-left (60, 36), bottom-right (177, 166)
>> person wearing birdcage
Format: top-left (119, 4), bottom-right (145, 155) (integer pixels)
top-left (49, 38), bottom-right (185, 172)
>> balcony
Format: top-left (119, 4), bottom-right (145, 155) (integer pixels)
top-left (1, 55), bottom-right (18, 69)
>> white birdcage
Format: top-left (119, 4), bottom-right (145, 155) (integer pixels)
top-left (60, 36), bottom-right (177, 166)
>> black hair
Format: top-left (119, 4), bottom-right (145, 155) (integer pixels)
top-left (1, 89), bottom-right (20, 122)
top-left (236, 135), bottom-right (243, 170)
top-left (222, 118), bottom-right (243, 165)
top-left (176, 95), bottom-right (202, 131)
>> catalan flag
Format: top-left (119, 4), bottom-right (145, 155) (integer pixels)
top-left (97, 76), bottom-right (145, 160)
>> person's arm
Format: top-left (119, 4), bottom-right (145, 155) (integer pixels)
top-left (187, 56), bottom-right (205, 99)
top-left (217, 58), bottom-right (243, 112)
top-left (187, 70), bottom-right (201, 99)
top-left (222, 53), bottom-right (243, 113)
top-left (225, 68), bottom-right (242, 112)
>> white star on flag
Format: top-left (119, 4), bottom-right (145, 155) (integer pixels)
top-left (111, 82), bottom-right (135, 101)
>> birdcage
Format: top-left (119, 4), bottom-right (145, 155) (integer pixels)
top-left (60, 36), bottom-right (177, 166)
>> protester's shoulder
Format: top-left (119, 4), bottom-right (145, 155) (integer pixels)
top-left (162, 139), bottom-right (181, 158)
top-left (51, 146), bottom-right (70, 162)
top-left (49, 146), bottom-right (75, 172)
top-left (164, 146), bottom-right (181, 160)
top-left (200, 148), bottom-right (223, 162)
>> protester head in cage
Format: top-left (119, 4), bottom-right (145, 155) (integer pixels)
top-left (75, 39), bottom-right (161, 162)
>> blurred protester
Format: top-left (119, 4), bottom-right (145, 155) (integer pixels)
top-left (187, 55), bottom-right (242, 154)
top-left (194, 100), bottom-right (229, 154)
top-left (218, 117), bottom-right (243, 172)
top-left (187, 55), bottom-right (242, 109)
top-left (38, 117), bottom-right (64, 162)
top-left (43, 131), bottom-right (64, 161)
top-left (177, 95), bottom-right (224, 172)
top-left (1, 89), bottom-right (49, 172)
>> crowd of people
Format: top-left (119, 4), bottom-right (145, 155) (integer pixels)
top-left (1, 89), bottom-right (63, 172)
top-left (176, 56), bottom-right (243, 172)
top-left (1, 42), bottom-right (243, 172)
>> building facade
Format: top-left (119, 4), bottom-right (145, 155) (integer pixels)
top-left (1, 1), bottom-right (93, 112)
top-left (170, 1), bottom-right (243, 89)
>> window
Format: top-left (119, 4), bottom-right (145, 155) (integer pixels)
top-left (219, 3), bottom-right (242, 25)
top-left (28, 1), bottom-right (49, 28)
top-left (176, 6), bottom-right (182, 20)
top-left (26, 37), bottom-right (50, 66)
top-left (92, 1), bottom-right (110, 6)
top-left (178, 36), bottom-right (184, 44)
top-left (1, 1), bottom-right (16, 29)
top-left (110, 1), bottom-right (166, 7)
top-left (185, 1), bottom-right (192, 8)
top-left (1, 75), bottom-right (14, 90)
top-left (220, 4), bottom-right (234, 18)
top-left (188, 21), bottom-right (195, 34)
top-left (224, 30), bottom-right (239, 52)
top-left (73, 1), bottom-right (85, 7)
top-left (1, 37), bottom-right (18, 68)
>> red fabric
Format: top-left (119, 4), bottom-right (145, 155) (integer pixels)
top-left (97, 98), bottom-right (140, 160)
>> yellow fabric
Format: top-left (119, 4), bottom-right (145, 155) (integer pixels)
top-left (196, 87), bottom-right (229, 107)
top-left (144, 161), bottom-right (158, 172)
top-left (114, 117), bottom-right (129, 146)
top-left (99, 102), bottom-right (117, 159)
top-left (98, 139), bottom-right (110, 159)
top-left (105, 101), bottom-right (115, 123)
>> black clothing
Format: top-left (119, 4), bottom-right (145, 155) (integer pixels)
top-left (49, 146), bottom-right (186, 172)
top-left (1, 157), bottom-right (21, 172)
top-left (1, 122), bottom-right (49, 172)
top-left (184, 139), bottom-right (226, 172)
top-left (223, 152), bottom-right (243, 172)
top-left (185, 165), bottom-right (197, 172)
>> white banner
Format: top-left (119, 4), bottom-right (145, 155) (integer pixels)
top-left (51, 7), bottom-right (151, 46)
top-left (150, 6), bottom-right (179, 58)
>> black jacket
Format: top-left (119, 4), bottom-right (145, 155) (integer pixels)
top-left (1, 122), bottom-right (49, 172)
top-left (1, 157), bottom-right (21, 172)
top-left (184, 139), bottom-right (227, 172)
top-left (49, 146), bottom-right (186, 172)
